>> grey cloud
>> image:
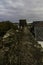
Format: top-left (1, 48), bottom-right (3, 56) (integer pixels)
top-left (0, 0), bottom-right (43, 22)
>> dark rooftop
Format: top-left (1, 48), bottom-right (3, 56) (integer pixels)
top-left (33, 21), bottom-right (43, 27)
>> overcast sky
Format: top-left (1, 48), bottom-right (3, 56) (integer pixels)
top-left (0, 0), bottom-right (43, 22)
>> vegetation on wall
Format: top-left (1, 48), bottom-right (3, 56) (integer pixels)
top-left (0, 20), bottom-right (43, 65)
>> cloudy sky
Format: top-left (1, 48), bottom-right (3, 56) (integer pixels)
top-left (0, 0), bottom-right (43, 22)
